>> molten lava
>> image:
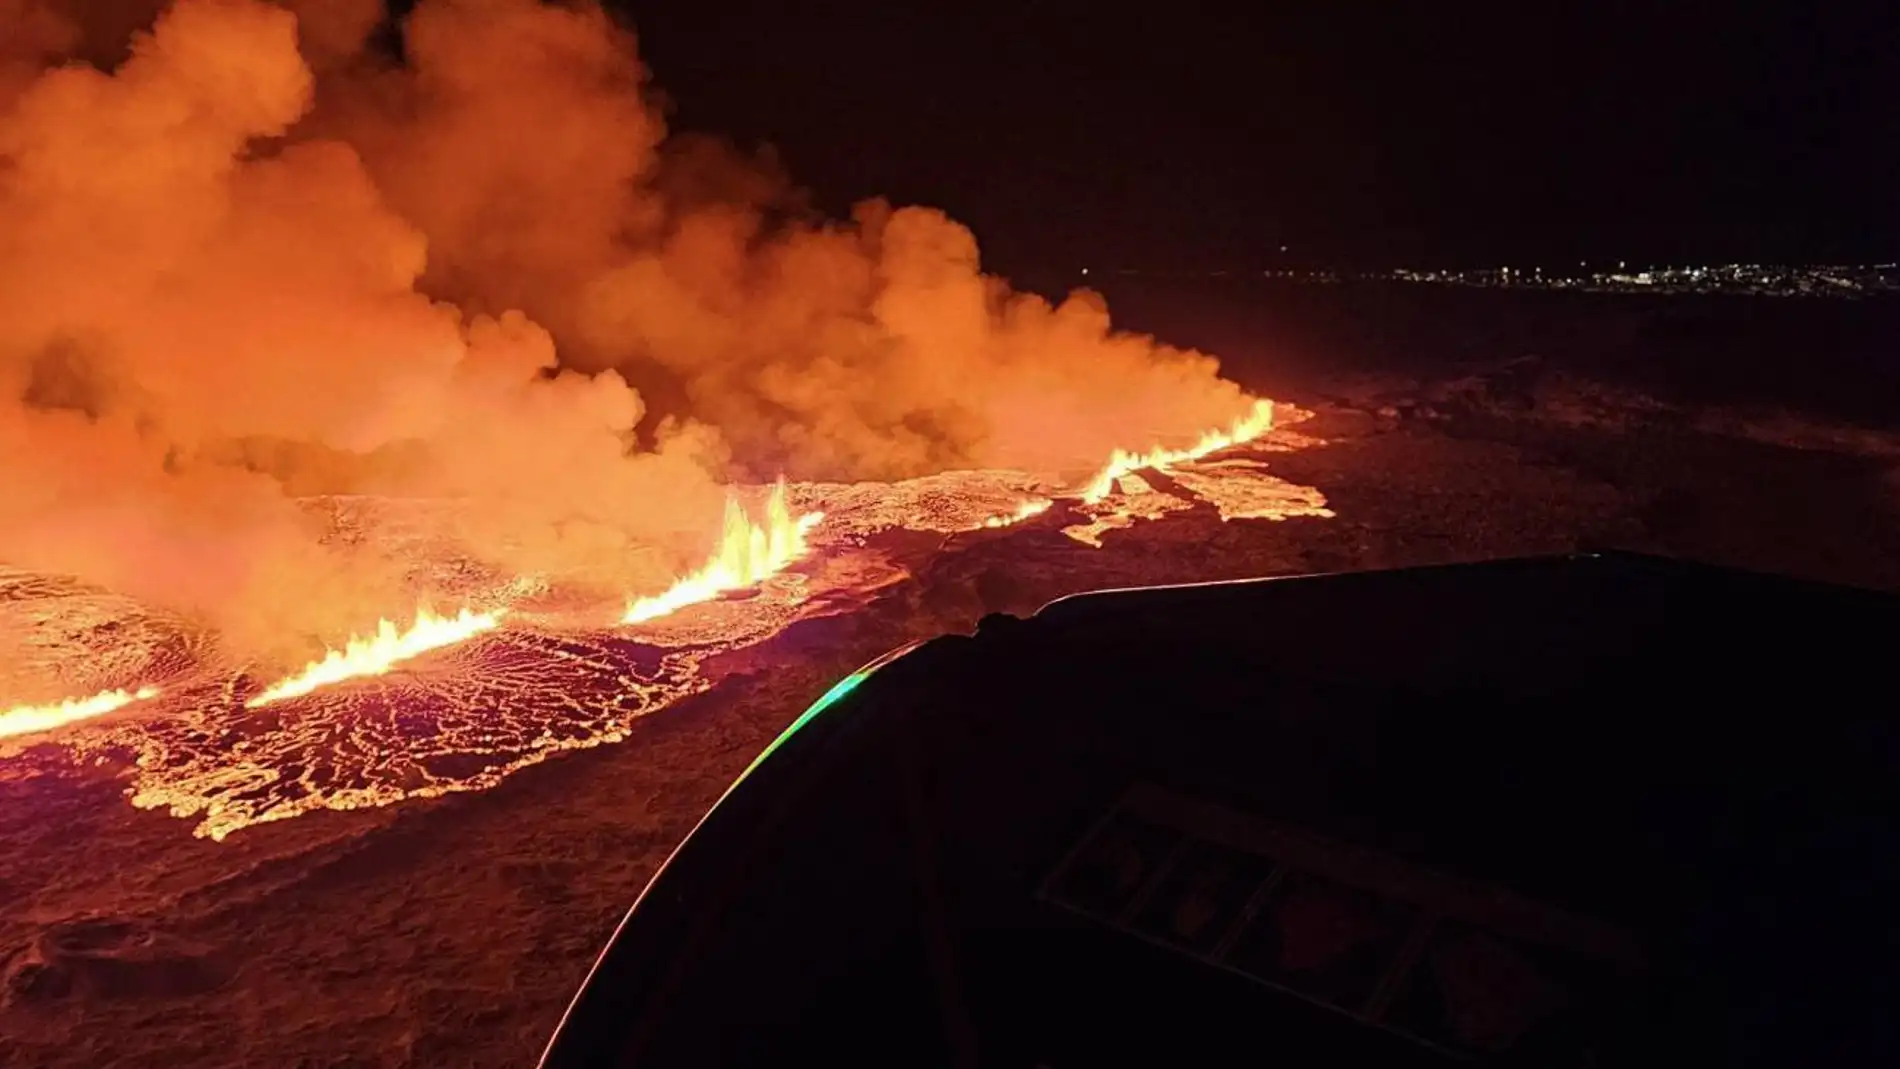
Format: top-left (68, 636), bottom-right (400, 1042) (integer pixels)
top-left (0, 686), bottom-right (161, 740)
top-left (0, 0), bottom-right (1344, 848)
top-left (0, 412), bottom-right (1330, 839)
top-left (624, 480), bottom-right (825, 625)
top-left (981, 499), bottom-right (1054, 529)
top-left (1080, 399), bottom-right (1276, 502)
top-left (246, 607), bottom-right (505, 708)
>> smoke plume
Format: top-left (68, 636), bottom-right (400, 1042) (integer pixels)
top-left (0, 0), bottom-right (1259, 669)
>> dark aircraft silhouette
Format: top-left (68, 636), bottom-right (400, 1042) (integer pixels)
top-left (542, 553), bottom-right (1900, 1067)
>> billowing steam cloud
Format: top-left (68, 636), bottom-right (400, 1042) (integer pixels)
top-left (0, 0), bottom-right (1257, 669)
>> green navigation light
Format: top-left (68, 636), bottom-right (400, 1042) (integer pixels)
top-left (739, 669), bottom-right (869, 780)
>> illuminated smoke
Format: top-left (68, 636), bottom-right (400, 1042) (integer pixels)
top-left (0, 0), bottom-right (1273, 675)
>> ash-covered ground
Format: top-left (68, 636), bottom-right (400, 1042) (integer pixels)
top-left (5, 303), bottom-right (1900, 1066)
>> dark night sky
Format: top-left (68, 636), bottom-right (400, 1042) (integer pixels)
top-left (608, 3), bottom-right (1898, 273)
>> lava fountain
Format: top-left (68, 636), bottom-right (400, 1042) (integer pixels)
top-left (624, 480), bottom-right (825, 625)
top-left (981, 499), bottom-right (1055, 529)
top-left (1080, 399), bottom-right (1276, 502)
top-left (0, 686), bottom-right (161, 740)
top-left (0, 0), bottom-right (1338, 846)
top-left (246, 607), bottom-right (506, 707)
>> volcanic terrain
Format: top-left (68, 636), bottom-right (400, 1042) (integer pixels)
top-left (2, 2), bottom-right (1897, 1065)
top-left (5, 358), bottom-right (1900, 1067)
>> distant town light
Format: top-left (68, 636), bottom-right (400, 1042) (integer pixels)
top-left (1133, 261), bottom-right (1895, 298)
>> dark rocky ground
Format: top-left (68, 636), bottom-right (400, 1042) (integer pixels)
top-left (4, 292), bottom-right (1899, 1067)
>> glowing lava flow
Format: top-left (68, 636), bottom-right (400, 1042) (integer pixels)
top-left (1080, 398), bottom-right (1276, 502)
top-left (0, 685), bottom-right (160, 740)
top-left (246, 607), bottom-right (504, 707)
top-left (624, 479), bottom-right (824, 625)
top-left (982, 499), bottom-right (1053, 528)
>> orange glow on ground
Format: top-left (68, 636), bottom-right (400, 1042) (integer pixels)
top-left (1080, 399), bottom-right (1276, 502)
top-left (0, 685), bottom-right (161, 740)
top-left (246, 607), bottom-right (504, 707)
top-left (0, 0), bottom-right (1342, 844)
top-left (623, 479), bottom-right (824, 625)
top-left (0, 423), bottom-right (1329, 838)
